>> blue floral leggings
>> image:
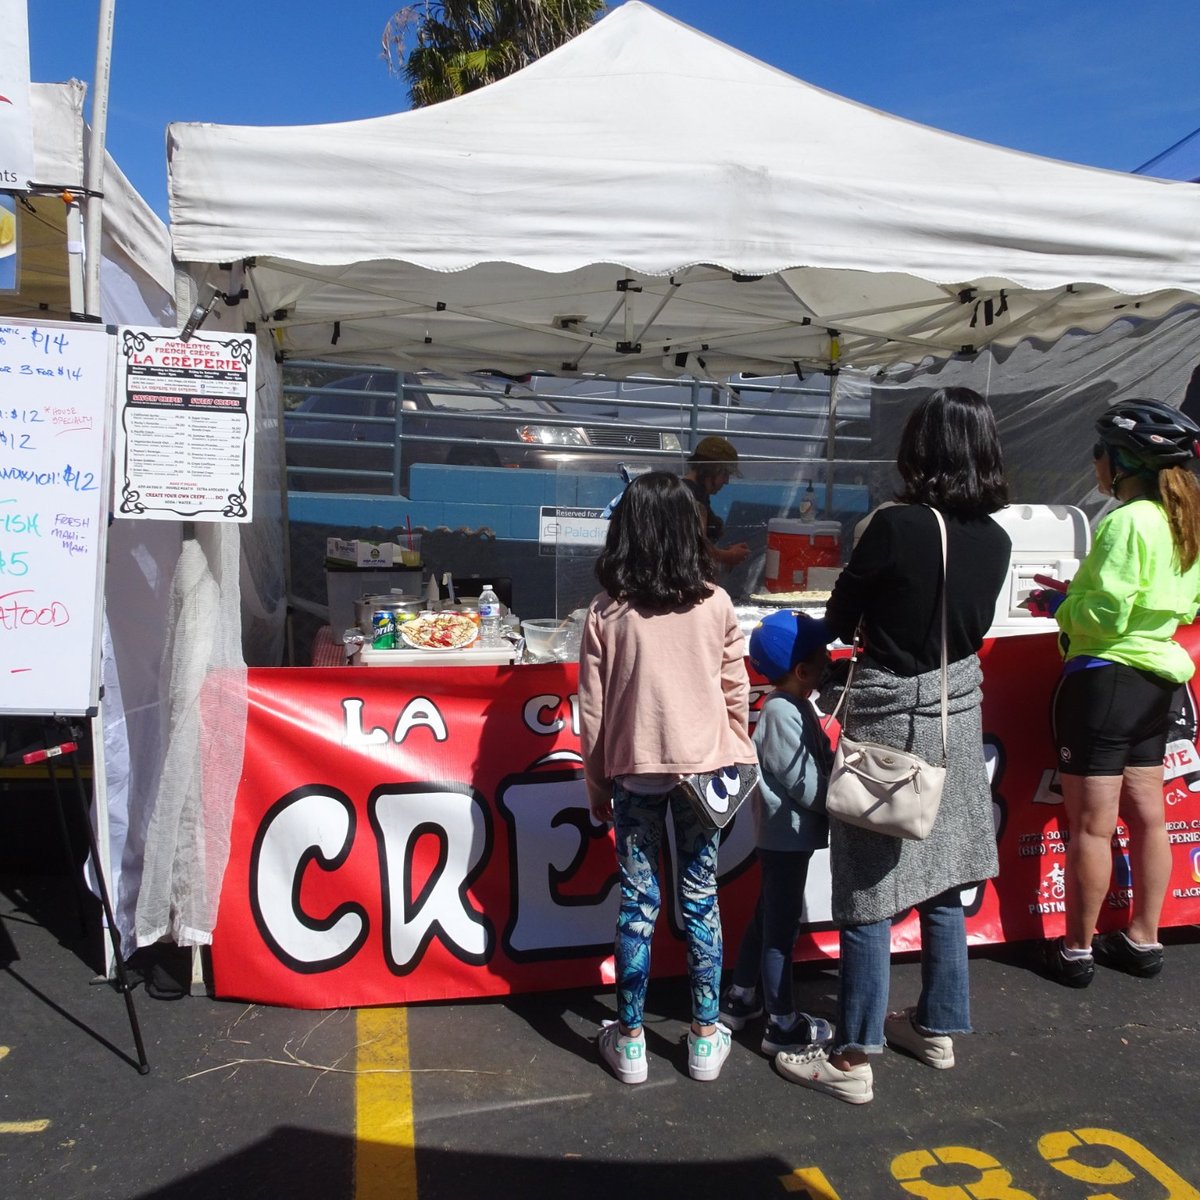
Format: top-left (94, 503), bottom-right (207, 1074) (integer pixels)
top-left (611, 782), bottom-right (723, 1030)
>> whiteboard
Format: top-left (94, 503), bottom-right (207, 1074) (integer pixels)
top-left (0, 317), bottom-right (114, 715)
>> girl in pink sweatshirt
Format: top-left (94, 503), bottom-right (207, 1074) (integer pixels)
top-left (579, 470), bottom-right (756, 1085)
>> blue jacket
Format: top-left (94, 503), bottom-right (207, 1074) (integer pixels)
top-left (751, 691), bottom-right (830, 852)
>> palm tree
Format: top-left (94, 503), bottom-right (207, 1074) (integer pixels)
top-left (382, 1), bottom-right (607, 108)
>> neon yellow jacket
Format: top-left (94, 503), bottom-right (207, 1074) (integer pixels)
top-left (1056, 498), bottom-right (1200, 683)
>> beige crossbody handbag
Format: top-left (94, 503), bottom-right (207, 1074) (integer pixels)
top-left (824, 508), bottom-right (948, 840)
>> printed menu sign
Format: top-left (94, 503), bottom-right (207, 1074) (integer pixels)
top-left (115, 328), bottom-right (256, 523)
top-left (0, 318), bottom-right (112, 716)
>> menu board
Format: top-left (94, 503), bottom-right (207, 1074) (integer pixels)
top-left (0, 318), bottom-right (113, 716)
top-left (114, 327), bottom-right (256, 522)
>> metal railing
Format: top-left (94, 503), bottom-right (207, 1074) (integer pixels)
top-left (282, 364), bottom-right (870, 494)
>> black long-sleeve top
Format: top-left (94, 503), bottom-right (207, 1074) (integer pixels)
top-left (824, 504), bottom-right (1012, 676)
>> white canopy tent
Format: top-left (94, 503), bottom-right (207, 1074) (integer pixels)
top-left (153, 1), bottom-right (1200, 963)
top-left (168, 1), bottom-right (1200, 381)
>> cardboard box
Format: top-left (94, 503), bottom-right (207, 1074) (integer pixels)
top-left (326, 538), bottom-right (395, 568)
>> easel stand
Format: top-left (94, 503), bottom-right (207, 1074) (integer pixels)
top-left (4, 721), bottom-right (150, 1074)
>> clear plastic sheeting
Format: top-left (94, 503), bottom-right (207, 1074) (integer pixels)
top-left (240, 341), bottom-right (288, 667)
top-left (551, 455), bottom-right (878, 618)
top-left (547, 308), bottom-right (1200, 624)
top-left (868, 306), bottom-right (1200, 524)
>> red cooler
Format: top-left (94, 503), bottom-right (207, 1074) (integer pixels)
top-left (763, 518), bottom-right (842, 592)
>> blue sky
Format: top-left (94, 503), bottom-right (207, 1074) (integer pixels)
top-left (29, 1), bottom-right (1200, 220)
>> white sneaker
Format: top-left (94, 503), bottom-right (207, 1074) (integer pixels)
top-left (598, 1020), bottom-right (648, 1084)
top-left (884, 1007), bottom-right (955, 1069)
top-left (687, 1022), bottom-right (732, 1081)
top-left (774, 1046), bottom-right (874, 1104)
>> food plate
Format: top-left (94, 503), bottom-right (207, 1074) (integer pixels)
top-left (746, 590), bottom-right (831, 608)
top-left (398, 611), bottom-right (480, 650)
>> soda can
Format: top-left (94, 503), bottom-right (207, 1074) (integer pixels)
top-left (371, 610), bottom-right (397, 649)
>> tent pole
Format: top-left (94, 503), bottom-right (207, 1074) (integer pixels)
top-left (824, 373), bottom-right (839, 516)
top-left (83, 0), bottom-right (117, 321)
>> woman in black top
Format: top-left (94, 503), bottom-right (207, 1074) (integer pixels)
top-left (775, 387), bottom-right (1011, 1104)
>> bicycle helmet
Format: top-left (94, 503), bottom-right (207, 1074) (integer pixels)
top-left (1094, 399), bottom-right (1200, 469)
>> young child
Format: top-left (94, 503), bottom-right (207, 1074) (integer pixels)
top-left (578, 471), bottom-right (757, 1085)
top-left (720, 610), bottom-right (834, 1055)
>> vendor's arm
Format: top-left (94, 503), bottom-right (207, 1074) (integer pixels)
top-left (712, 540), bottom-right (750, 569)
top-left (824, 507), bottom-right (894, 643)
top-left (1055, 517), bottom-right (1140, 640)
top-left (577, 607), bottom-right (612, 821)
top-left (758, 700), bottom-right (822, 812)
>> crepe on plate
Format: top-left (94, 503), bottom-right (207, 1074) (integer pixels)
top-left (398, 611), bottom-right (479, 650)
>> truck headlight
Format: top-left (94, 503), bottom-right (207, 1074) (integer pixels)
top-left (517, 424), bottom-right (590, 447)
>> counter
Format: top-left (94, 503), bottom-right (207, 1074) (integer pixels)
top-left (359, 645), bottom-right (517, 667)
top-left (207, 628), bottom-right (1200, 1009)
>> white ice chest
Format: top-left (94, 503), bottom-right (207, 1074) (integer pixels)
top-left (986, 504), bottom-right (1091, 638)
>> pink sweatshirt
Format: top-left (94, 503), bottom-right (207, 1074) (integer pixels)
top-left (577, 586), bottom-right (756, 812)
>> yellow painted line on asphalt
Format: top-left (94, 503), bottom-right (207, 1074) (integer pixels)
top-left (0, 1047), bottom-right (50, 1135)
top-left (0, 1120), bottom-right (51, 1134)
top-left (355, 1007), bottom-right (417, 1200)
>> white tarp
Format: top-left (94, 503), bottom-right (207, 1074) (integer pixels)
top-left (23, 80), bottom-right (174, 322)
top-left (168, 1), bottom-right (1200, 380)
top-left (13, 83), bottom-right (285, 957)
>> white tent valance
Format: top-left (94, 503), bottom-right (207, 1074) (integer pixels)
top-left (168, 1), bottom-right (1200, 377)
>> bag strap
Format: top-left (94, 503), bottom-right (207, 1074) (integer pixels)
top-left (932, 507), bottom-right (949, 764)
top-left (826, 507), bottom-right (949, 764)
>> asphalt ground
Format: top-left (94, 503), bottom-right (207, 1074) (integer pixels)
top-left (3, 868), bottom-right (1199, 1200)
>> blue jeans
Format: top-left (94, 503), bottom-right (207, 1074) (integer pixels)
top-left (835, 889), bottom-right (971, 1055)
top-left (612, 783), bottom-right (723, 1030)
top-left (731, 849), bottom-right (813, 1017)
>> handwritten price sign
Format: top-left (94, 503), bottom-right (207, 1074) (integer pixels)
top-left (0, 318), bottom-right (112, 716)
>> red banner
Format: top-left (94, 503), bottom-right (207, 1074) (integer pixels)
top-left (210, 631), bottom-right (1200, 1008)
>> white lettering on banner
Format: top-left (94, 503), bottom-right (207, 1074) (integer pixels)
top-left (370, 785), bottom-right (493, 972)
top-left (523, 694), bottom-right (566, 735)
top-left (341, 695), bottom-right (448, 747)
top-left (392, 696), bottom-right (448, 743)
top-left (521, 691), bottom-right (582, 736)
top-left (496, 773), bottom-right (618, 956)
top-left (251, 790), bottom-right (369, 970)
top-left (341, 698), bottom-right (388, 746)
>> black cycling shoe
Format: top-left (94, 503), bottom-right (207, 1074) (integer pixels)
top-left (1092, 930), bottom-right (1164, 978)
top-left (1044, 937), bottom-right (1095, 988)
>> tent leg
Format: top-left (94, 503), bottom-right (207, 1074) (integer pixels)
top-left (44, 728), bottom-right (150, 1075)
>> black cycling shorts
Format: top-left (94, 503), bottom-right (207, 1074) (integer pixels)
top-left (1051, 659), bottom-right (1176, 777)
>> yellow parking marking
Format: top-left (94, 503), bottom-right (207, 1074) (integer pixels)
top-left (0, 1120), bottom-right (51, 1134)
top-left (0, 1046), bottom-right (50, 1135)
top-left (780, 1166), bottom-right (841, 1197)
top-left (355, 1008), bottom-right (417, 1200)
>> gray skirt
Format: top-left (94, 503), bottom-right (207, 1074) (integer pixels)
top-left (829, 654), bottom-right (999, 926)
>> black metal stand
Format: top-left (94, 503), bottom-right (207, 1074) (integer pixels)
top-left (6, 722), bottom-right (150, 1074)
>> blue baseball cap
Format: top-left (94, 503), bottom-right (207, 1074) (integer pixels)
top-left (748, 610), bottom-right (829, 681)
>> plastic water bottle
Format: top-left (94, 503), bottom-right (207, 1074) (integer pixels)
top-left (477, 583), bottom-right (501, 645)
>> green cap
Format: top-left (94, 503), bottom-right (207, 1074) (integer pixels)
top-left (689, 435), bottom-right (741, 475)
